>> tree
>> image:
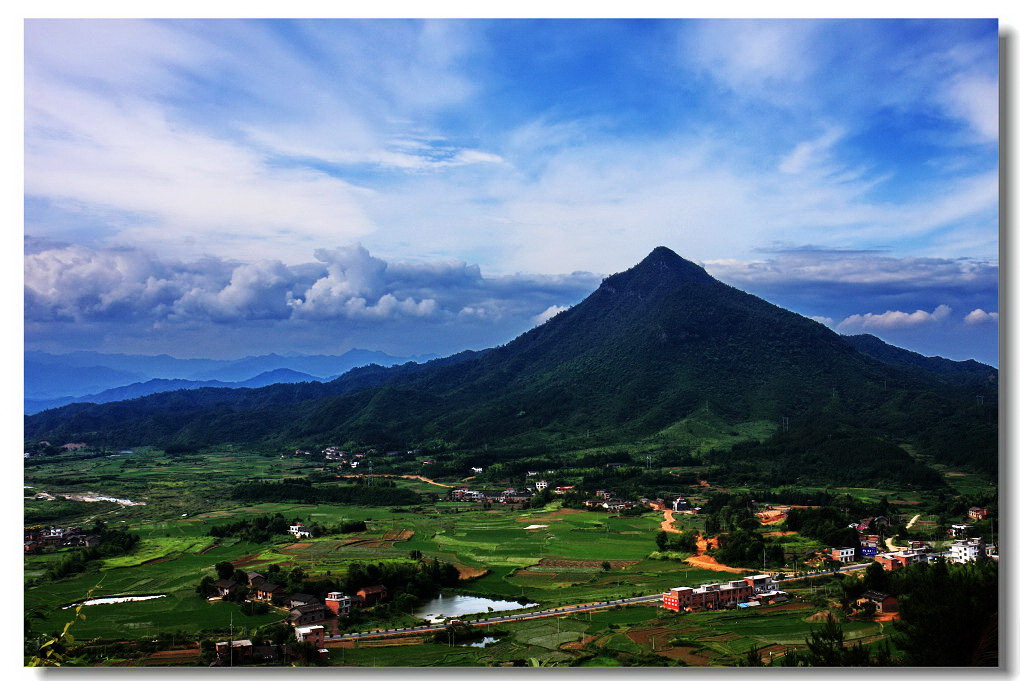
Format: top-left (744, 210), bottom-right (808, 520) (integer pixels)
top-left (214, 562), bottom-right (235, 581)
top-left (196, 576), bottom-right (216, 598)
top-left (655, 531), bottom-right (668, 551)
top-left (779, 613), bottom-right (887, 666)
top-left (601, 561), bottom-right (611, 572)
top-left (861, 561), bottom-right (888, 593)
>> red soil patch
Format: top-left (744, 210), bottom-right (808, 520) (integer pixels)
top-left (698, 480), bottom-right (711, 488)
top-left (561, 634), bottom-right (598, 651)
top-left (138, 555), bottom-right (175, 566)
top-left (331, 636), bottom-right (427, 648)
top-left (455, 564), bottom-right (490, 580)
top-left (538, 558), bottom-right (639, 568)
top-left (342, 539), bottom-right (390, 549)
top-left (198, 544), bottom-right (219, 554)
top-left (284, 542), bottom-right (313, 550)
top-left (382, 530), bottom-right (415, 541)
top-left (660, 509), bottom-right (680, 534)
top-left (140, 648), bottom-right (201, 665)
top-left (756, 510), bottom-right (788, 525)
top-left (683, 535), bottom-right (753, 573)
top-left (762, 531), bottom-right (797, 537)
top-left (626, 627), bottom-right (673, 645)
top-left (231, 552), bottom-right (262, 565)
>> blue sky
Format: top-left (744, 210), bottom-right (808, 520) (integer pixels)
top-left (24, 19), bottom-right (999, 364)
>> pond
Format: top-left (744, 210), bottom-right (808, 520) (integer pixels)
top-left (461, 636), bottom-right (500, 648)
top-left (413, 594), bottom-right (537, 623)
top-left (63, 594), bottom-right (166, 609)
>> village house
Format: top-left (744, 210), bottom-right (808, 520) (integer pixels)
top-left (256, 582), bottom-right (285, 601)
top-left (450, 489), bottom-right (485, 501)
top-left (325, 591), bottom-right (352, 617)
top-left (356, 585), bottom-right (388, 606)
top-left (294, 624), bottom-right (326, 646)
top-left (214, 579), bottom-right (238, 598)
top-left (215, 640), bottom-right (253, 662)
top-left (671, 496), bottom-right (688, 511)
top-left (874, 549), bottom-right (927, 571)
top-left (553, 485), bottom-right (574, 494)
top-left (470, 467), bottom-right (484, 474)
top-left (246, 572), bottom-right (266, 588)
top-left (949, 538), bottom-right (991, 563)
top-left (968, 507), bottom-right (991, 521)
top-left (662, 575), bottom-right (779, 612)
top-left (288, 593), bottom-right (320, 609)
top-left (288, 603), bottom-right (329, 625)
top-left (289, 524), bottom-right (312, 539)
top-left (948, 523), bottom-right (973, 538)
top-left (858, 590), bottom-right (898, 614)
top-left (535, 480), bottom-right (548, 490)
top-left (830, 547), bottom-right (856, 563)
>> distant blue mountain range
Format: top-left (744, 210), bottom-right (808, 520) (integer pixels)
top-left (24, 349), bottom-right (436, 413)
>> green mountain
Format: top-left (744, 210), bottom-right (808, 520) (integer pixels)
top-left (24, 247), bottom-right (996, 481)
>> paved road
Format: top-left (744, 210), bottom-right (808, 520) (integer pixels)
top-left (326, 565), bottom-right (884, 642)
top-left (326, 594), bottom-right (661, 642)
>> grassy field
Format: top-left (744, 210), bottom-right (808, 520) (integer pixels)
top-left (24, 447), bottom-right (906, 663)
top-left (326, 600), bottom-right (892, 667)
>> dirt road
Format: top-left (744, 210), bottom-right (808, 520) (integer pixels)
top-left (660, 509), bottom-right (680, 534)
top-left (339, 474), bottom-right (456, 488)
top-left (683, 535), bottom-right (754, 574)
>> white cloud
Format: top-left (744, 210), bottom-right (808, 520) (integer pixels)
top-left (705, 252), bottom-right (998, 290)
top-left (837, 304), bottom-right (952, 331)
top-left (689, 20), bottom-right (822, 98)
top-left (964, 308), bottom-right (999, 324)
top-left (533, 305), bottom-right (569, 325)
top-left (779, 128), bottom-right (845, 175)
top-left (24, 241), bottom-right (594, 328)
top-left (808, 315), bottom-right (834, 326)
top-left (941, 72), bottom-right (998, 143)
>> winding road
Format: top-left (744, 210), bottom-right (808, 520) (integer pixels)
top-left (326, 595), bottom-right (662, 642)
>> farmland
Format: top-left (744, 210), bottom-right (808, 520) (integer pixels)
top-left (23, 444), bottom-right (995, 666)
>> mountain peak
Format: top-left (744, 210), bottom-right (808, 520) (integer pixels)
top-left (638, 246), bottom-right (706, 273)
top-left (599, 247), bottom-right (714, 296)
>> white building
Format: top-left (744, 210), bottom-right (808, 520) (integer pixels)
top-left (831, 547), bottom-right (856, 563)
top-left (289, 524), bottom-right (312, 539)
top-left (949, 538), bottom-right (986, 563)
top-left (535, 480), bottom-right (548, 491)
top-left (294, 625), bottom-right (325, 645)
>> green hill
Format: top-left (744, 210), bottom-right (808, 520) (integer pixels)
top-left (25, 247), bottom-right (997, 482)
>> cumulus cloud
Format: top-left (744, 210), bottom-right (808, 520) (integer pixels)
top-left (965, 308), bottom-right (999, 324)
top-left (533, 305), bottom-right (570, 325)
top-left (838, 304), bottom-right (952, 331)
top-left (24, 240), bottom-right (597, 331)
top-left (808, 315), bottom-right (834, 326)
